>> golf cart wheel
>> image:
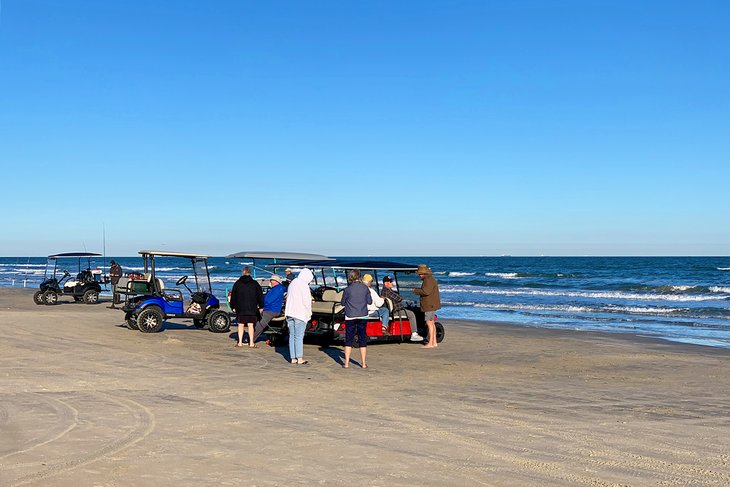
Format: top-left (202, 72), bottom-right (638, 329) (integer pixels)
top-left (193, 319), bottom-right (206, 329)
top-left (33, 291), bottom-right (45, 305)
top-left (43, 290), bottom-right (58, 305)
top-left (82, 289), bottom-right (99, 304)
top-left (137, 307), bottom-right (164, 333)
top-left (207, 310), bottom-right (230, 333)
top-left (435, 321), bottom-right (445, 343)
top-left (267, 334), bottom-right (286, 347)
top-left (125, 313), bottom-right (139, 330)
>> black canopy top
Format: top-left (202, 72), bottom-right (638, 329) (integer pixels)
top-left (266, 259), bottom-right (419, 272)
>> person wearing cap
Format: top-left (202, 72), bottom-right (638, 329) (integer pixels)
top-left (380, 275), bottom-right (424, 342)
top-left (250, 274), bottom-right (286, 346)
top-left (108, 260), bottom-right (123, 309)
top-left (362, 273), bottom-right (390, 334)
top-left (285, 268), bottom-right (296, 282)
top-left (341, 269), bottom-right (372, 368)
top-left (413, 264), bottom-right (441, 348)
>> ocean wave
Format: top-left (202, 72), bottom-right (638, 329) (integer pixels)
top-left (439, 284), bottom-right (726, 302)
top-left (709, 286), bottom-right (730, 294)
top-left (717, 267), bottom-right (730, 271)
top-left (485, 272), bottom-right (520, 279)
top-left (0, 263), bottom-right (46, 268)
top-left (442, 300), bottom-right (686, 315)
top-left (448, 271), bottom-right (476, 277)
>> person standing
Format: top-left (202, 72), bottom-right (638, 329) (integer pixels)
top-left (229, 267), bottom-right (264, 348)
top-left (341, 269), bottom-right (372, 369)
top-left (413, 264), bottom-right (441, 348)
top-left (108, 260), bottom-right (122, 309)
top-left (250, 274), bottom-right (285, 346)
top-left (380, 275), bottom-right (424, 342)
top-left (284, 267), bottom-right (314, 365)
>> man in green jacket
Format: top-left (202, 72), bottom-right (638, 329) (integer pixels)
top-left (413, 264), bottom-right (441, 348)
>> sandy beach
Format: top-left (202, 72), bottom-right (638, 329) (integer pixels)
top-left (1, 288), bottom-right (729, 486)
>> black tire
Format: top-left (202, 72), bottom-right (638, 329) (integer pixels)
top-left (267, 333), bottom-right (286, 347)
top-left (193, 319), bottom-right (206, 329)
top-left (207, 310), bottom-right (230, 333)
top-left (319, 330), bottom-right (334, 348)
top-left (137, 307), bottom-right (164, 333)
top-left (125, 312), bottom-right (139, 330)
top-left (43, 290), bottom-right (58, 305)
top-left (33, 291), bottom-right (45, 305)
top-left (435, 321), bottom-right (445, 343)
top-left (82, 289), bottom-right (99, 305)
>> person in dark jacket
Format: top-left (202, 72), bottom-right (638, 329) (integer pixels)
top-left (229, 267), bottom-right (264, 348)
top-left (413, 264), bottom-right (441, 349)
top-left (340, 269), bottom-right (372, 369)
top-left (108, 260), bottom-right (123, 309)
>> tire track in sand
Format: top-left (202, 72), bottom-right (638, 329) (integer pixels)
top-left (8, 391), bottom-right (155, 487)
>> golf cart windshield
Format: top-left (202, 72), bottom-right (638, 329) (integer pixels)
top-left (193, 259), bottom-right (212, 294)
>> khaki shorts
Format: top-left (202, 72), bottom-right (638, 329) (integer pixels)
top-left (424, 311), bottom-right (436, 322)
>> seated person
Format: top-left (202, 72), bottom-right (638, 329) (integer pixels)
top-left (250, 274), bottom-right (286, 346)
top-left (380, 275), bottom-right (424, 342)
top-left (362, 274), bottom-right (389, 333)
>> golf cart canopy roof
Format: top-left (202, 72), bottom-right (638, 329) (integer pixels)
top-left (270, 258), bottom-right (419, 271)
top-left (138, 250), bottom-right (211, 259)
top-left (48, 252), bottom-right (102, 258)
top-left (226, 251), bottom-right (333, 261)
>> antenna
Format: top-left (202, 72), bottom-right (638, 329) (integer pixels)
top-left (103, 223), bottom-right (107, 271)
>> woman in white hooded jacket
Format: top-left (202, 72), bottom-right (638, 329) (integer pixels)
top-left (284, 268), bottom-right (314, 365)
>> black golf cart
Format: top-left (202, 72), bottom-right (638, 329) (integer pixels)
top-left (33, 252), bottom-right (106, 305)
top-left (118, 250), bottom-right (230, 333)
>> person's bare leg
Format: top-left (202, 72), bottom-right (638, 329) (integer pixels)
top-left (247, 323), bottom-right (257, 347)
top-left (236, 323), bottom-right (244, 347)
top-left (343, 346), bottom-right (352, 368)
top-left (422, 320), bottom-right (437, 348)
top-left (360, 346), bottom-right (368, 368)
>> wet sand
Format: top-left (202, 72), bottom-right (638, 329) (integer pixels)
top-left (1, 288), bottom-right (729, 486)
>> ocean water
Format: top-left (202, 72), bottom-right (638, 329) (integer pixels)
top-left (2, 256), bottom-right (729, 349)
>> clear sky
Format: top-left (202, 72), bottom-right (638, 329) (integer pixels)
top-left (1, 0), bottom-right (728, 256)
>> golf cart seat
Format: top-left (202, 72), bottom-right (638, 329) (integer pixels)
top-left (311, 289), bottom-right (344, 315)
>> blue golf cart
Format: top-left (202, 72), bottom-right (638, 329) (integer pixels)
top-left (118, 250), bottom-right (230, 333)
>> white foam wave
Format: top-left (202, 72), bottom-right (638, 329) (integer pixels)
top-left (709, 286), bottom-right (730, 294)
top-left (440, 285), bottom-right (724, 302)
top-left (0, 263), bottom-right (46, 268)
top-left (448, 272), bottom-right (476, 277)
top-left (485, 272), bottom-right (520, 279)
top-left (443, 300), bottom-right (684, 315)
top-left (124, 266), bottom-right (188, 272)
top-left (717, 267), bottom-right (730, 271)
top-left (209, 276), bottom-right (241, 283)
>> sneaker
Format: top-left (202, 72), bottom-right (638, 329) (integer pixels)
top-left (410, 333), bottom-right (424, 342)
top-left (382, 327), bottom-right (390, 335)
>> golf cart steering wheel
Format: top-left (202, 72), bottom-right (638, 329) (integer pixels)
top-left (176, 275), bottom-right (188, 286)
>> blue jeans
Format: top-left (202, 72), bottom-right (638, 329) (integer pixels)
top-left (369, 306), bottom-right (389, 330)
top-left (287, 317), bottom-right (306, 360)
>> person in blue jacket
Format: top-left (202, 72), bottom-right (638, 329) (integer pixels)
top-left (250, 274), bottom-right (286, 347)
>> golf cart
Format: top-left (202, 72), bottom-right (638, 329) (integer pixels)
top-left (228, 253), bottom-right (445, 346)
top-left (118, 251), bottom-right (230, 333)
top-left (33, 252), bottom-right (106, 305)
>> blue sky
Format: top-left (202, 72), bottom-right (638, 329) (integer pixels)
top-left (1, 0), bottom-right (728, 256)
